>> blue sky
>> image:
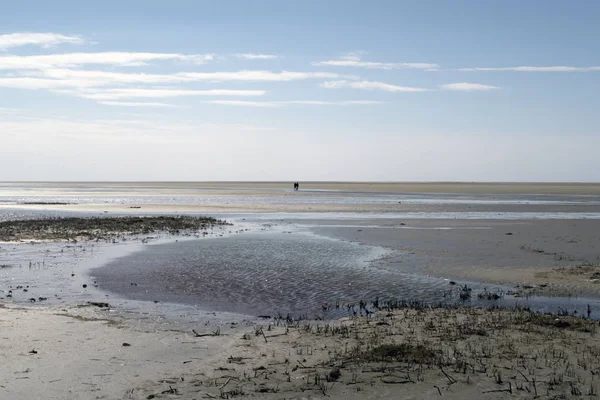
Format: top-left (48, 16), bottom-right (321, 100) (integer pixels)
top-left (1, 0), bottom-right (599, 181)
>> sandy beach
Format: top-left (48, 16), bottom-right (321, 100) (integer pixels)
top-left (2, 182), bottom-right (600, 399)
top-left (3, 301), bottom-right (600, 400)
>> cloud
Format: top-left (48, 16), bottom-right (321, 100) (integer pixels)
top-left (459, 66), bottom-right (600, 72)
top-left (76, 88), bottom-right (266, 100)
top-left (0, 77), bottom-right (103, 89)
top-left (321, 80), bottom-right (429, 92)
top-left (440, 82), bottom-right (499, 91)
top-left (179, 70), bottom-right (354, 82)
top-left (206, 100), bottom-right (281, 107)
top-left (0, 69), bottom-right (353, 90)
top-left (0, 52), bottom-right (214, 69)
top-left (314, 60), bottom-right (439, 70)
top-left (35, 68), bottom-right (187, 85)
top-left (340, 51), bottom-right (367, 61)
top-left (313, 53), bottom-right (438, 70)
top-left (0, 32), bottom-right (84, 50)
top-left (206, 100), bottom-right (383, 107)
top-left (98, 101), bottom-right (180, 107)
top-left (284, 100), bottom-right (382, 105)
top-left (236, 53), bottom-right (278, 60)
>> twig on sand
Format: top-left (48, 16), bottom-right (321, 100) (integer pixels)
top-left (517, 369), bottom-right (530, 382)
top-left (219, 377), bottom-right (232, 390)
top-left (380, 377), bottom-right (413, 384)
top-left (192, 329), bottom-right (219, 338)
top-left (482, 387), bottom-right (511, 394)
top-left (440, 367), bottom-right (456, 384)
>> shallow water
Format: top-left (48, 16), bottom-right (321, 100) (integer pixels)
top-left (2, 183), bottom-right (600, 322)
top-left (91, 230), bottom-right (600, 319)
top-left (2, 182), bottom-right (600, 208)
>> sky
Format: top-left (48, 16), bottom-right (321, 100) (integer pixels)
top-left (1, 0), bottom-right (599, 182)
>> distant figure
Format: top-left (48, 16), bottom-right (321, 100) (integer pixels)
top-left (293, 182), bottom-right (299, 191)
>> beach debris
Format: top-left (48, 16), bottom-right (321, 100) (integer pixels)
top-left (505, 232), bottom-right (513, 235)
top-left (28, 350), bottom-right (37, 354)
top-left (459, 285), bottom-right (472, 300)
top-left (227, 356), bottom-right (248, 365)
top-left (192, 328), bottom-right (220, 338)
top-left (82, 284), bottom-right (87, 288)
top-left (122, 343), bottom-right (131, 347)
top-left (161, 386), bottom-right (178, 394)
top-left (87, 301), bottom-right (110, 308)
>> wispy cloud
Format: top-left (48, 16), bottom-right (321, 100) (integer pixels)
top-left (0, 77), bottom-right (102, 89)
top-left (98, 101), bottom-right (180, 107)
top-left (0, 32), bottom-right (84, 50)
top-left (1, 68), bottom-right (353, 88)
top-left (206, 100), bottom-right (383, 107)
top-left (285, 100), bottom-right (382, 105)
top-left (459, 66), bottom-right (600, 72)
top-left (440, 82), bottom-right (499, 91)
top-left (236, 53), bottom-right (278, 60)
top-left (76, 88), bottom-right (266, 100)
top-left (179, 70), bottom-right (354, 82)
top-left (0, 52), bottom-right (214, 69)
top-left (314, 60), bottom-right (439, 70)
top-left (321, 80), bottom-right (429, 93)
top-left (206, 100), bottom-right (281, 107)
top-left (313, 54), bottom-right (438, 70)
top-left (340, 51), bottom-right (367, 62)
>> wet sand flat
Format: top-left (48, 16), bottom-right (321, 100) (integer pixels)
top-left (4, 181), bottom-right (600, 195)
top-left (2, 183), bottom-right (600, 399)
top-left (308, 218), bottom-right (600, 297)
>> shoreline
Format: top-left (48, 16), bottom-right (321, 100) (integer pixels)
top-left (3, 215), bottom-right (600, 317)
top-left (2, 212), bottom-right (600, 398)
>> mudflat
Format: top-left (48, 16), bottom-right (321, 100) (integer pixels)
top-left (2, 183), bottom-right (600, 399)
top-left (4, 181), bottom-right (600, 194)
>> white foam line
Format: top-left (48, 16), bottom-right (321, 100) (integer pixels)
top-left (295, 224), bottom-right (493, 230)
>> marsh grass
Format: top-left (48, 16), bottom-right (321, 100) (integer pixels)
top-left (0, 216), bottom-right (229, 242)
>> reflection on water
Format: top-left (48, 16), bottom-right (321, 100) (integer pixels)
top-left (92, 232), bottom-right (600, 319)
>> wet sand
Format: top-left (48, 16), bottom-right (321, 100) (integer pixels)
top-left (5, 181), bottom-right (600, 195)
top-left (308, 218), bottom-right (600, 298)
top-left (3, 302), bottom-right (600, 400)
top-left (2, 183), bottom-right (600, 399)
